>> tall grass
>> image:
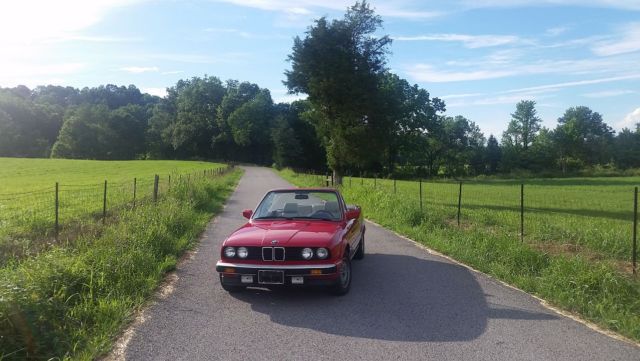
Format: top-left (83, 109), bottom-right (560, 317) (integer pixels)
top-left (280, 169), bottom-right (640, 342)
top-left (0, 159), bottom-right (227, 264)
top-left (0, 169), bottom-right (242, 360)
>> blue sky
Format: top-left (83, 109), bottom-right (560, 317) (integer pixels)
top-left (1, 0), bottom-right (639, 137)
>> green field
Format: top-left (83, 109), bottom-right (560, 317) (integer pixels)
top-left (0, 159), bottom-right (241, 360)
top-left (280, 169), bottom-right (640, 342)
top-left (0, 158), bottom-right (226, 263)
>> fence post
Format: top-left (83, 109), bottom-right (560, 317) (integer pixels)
top-left (394, 179), bottom-right (396, 194)
top-left (521, 183), bottom-right (525, 242)
top-left (419, 179), bottom-right (423, 213)
top-left (457, 181), bottom-right (462, 227)
top-left (102, 180), bottom-right (107, 225)
top-left (133, 177), bottom-right (137, 208)
top-left (633, 186), bottom-right (638, 275)
top-left (168, 175), bottom-right (171, 190)
top-left (361, 173), bottom-right (363, 186)
top-left (153, 175), bottom-right (159, 202)
top-left (349, 175), bottom-right (352, 187)
top-left (374, 176), bottom-right (376, 188)
top-left (55, 182), bottom-right (59, 241)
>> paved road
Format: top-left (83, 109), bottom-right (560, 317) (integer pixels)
top-left (122, 166), bottom-right (639, 361)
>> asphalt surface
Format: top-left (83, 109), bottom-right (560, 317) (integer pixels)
top-left (122, 166), bottom-right (640, 361)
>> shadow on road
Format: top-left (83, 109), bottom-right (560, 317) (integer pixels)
top-left (231, 253), bottom-right (556, 342)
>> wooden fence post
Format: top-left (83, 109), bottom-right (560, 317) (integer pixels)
top-left (102, 180), bottom-right (107, 224)
top-left (419, 179), bottom-right (423, 213)
top-left (457, 181), bottom-right (462, 227)
top-left (633, 186), bottom-right (638, 275)
top-left (521, 183), bottom-right (525, 242)
top-left (133, 177), bottom-right (137, 208)
top-left (55, 182), bottom-right (59, 241)
top-left (153, 175), bottom-right (159, 202)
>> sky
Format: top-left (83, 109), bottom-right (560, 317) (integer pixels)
top-left (1, 0), bottom-right (639, 138)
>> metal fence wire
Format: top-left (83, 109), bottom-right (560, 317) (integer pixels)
top-left (293, 171), bottom-right (639, 275)
top-left (0, 165), bottom-right (235, 263)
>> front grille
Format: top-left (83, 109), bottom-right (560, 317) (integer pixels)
top-left (236, 246), bottom-right (330, 261)
top-left (262, 247), bottom-right (285, 261)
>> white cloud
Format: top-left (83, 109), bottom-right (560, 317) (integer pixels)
top-left (0, 1), bottom-right (146, 45)
top-left (503, 74), bottom-right (640, 93)
top-left (271, 88), bottom-right (308, 103)
top-left (617, 107), bottom-right (640, 129)
top-left (441, 92), bottom-right (485, 99)
top-left (406, 64), bottom-right (515, 82)
top-left (461, 0), bottom-right (640, 11)
top-left (0, 0), bottom-right (145, 86)
top-left (591, 22), bottom-right (640, 56)
top-left (142, 87), bottom-right (167, 97)
top-left (393, 33), bottom-right (521, 48)
top-left (161, 70), bottom-right (184, 75)
top-left (581, 90), bottom-right (636, 98)
top-left (545, 26), bottom-right (568, 36)
top-left (119, 66), bottom-right (159, 73)
top-left (214, 0), bottom-right (441, 19)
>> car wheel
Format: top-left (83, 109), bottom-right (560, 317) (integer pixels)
top-left (331, 254), bottom-right (352, 296)
top-left (354, 233), bottom-right (365, 260)
top-left (219, 274), bottom-right (245, 293)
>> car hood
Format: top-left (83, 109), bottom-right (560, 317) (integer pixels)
top-left (225, 220), bottom-right (342, 247)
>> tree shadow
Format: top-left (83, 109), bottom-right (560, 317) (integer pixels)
top-left (231, 253), bottom-right (556, 342)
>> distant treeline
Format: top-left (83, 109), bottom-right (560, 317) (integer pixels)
top-left (0, 80), bottom-right (639, 177)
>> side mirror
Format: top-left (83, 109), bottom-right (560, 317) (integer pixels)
top-left (242, 209), bottom-right (253, 219)
top-left (345, 207), bottom-right (361, 220)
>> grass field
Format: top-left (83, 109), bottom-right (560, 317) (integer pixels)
top-left (0, 158), bottom-right (227, 263)
top-left (280, 169), bottom-right (640, 342)
top-left (0, 159), bottom-right (241, 360)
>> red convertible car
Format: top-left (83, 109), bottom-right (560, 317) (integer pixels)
top-left (216, 188), bottom-right (365, 295)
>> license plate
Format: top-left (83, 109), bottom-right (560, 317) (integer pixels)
top-left (258, 270), bottom-right (284, 284)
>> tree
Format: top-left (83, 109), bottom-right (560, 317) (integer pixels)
top-left (271, 100), bottom-right (326, 170)
top-left (167, 76), bottom-right (226, 158)
top-left (285, 1), bottom-right (392, 184)
top-left (485, 135), bottom-right (501, 174)
top-left (51, 105), bottom-right (113, 159)
top-left (502, 100), bottom-right (541, 151)
top-left (613, 127), bottom-right (640, 169)
top-left (554, 106), bottom-right (613, 166)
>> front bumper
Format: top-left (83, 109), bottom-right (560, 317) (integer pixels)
top-left (216, 261), bottom-right (338, 287)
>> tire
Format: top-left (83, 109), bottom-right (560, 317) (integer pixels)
top-left (219, 274), bottom-right (245, 293)
top-left (331, 254), bottom-right (352, 296)
top-left (354, 232), bottom-right (365, 260)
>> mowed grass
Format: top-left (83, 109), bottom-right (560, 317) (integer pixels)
top-left (0, 158), bottom-right (227, 262)
top-left (280, 169), bottom-right (640, 342)
top-left (0, 166), bottom-right (242, 360)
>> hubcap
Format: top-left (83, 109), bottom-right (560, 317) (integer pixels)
top-left (340, 259), bottom-right (350, 286)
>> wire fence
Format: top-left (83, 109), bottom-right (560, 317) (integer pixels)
top-left (296, 171), bottom-right (639, 275)
top-left (0, 165), bottom-right (235, 263)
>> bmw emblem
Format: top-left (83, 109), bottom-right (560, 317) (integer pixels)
top-left (271, 239), bottom-right (278, 245)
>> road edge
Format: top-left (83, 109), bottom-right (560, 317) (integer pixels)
top-left (101, 177), bottom-right (243, 361)
top-left (364, 219), bottom-right (640, 349)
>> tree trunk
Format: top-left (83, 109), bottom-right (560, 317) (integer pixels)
top-left (333, 169), bottom-right (343, 186)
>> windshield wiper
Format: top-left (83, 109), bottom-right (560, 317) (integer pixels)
top-left (292, 216), bottom-right (335, 221)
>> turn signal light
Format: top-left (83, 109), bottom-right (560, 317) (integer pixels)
top-left (224, 268), bottom-right (236, 273)
top-left (310, 269), bottom-right (322, 275)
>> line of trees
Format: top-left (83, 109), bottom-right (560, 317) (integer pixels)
top-left (1, 2), bottom-right (639, 178)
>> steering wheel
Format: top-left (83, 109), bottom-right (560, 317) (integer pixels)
top-left (311, 210), bottom-right (334, 219)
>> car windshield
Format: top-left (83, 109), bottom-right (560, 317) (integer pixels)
top-left (253, 190), bottom-right (342, 221)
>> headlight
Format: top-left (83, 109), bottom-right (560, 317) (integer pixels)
top-left (224, 247), bottom-right (236, 258)
top-left (237, 247), bottom-right (248, 259)
top-left (316, 248), bottom-right (328, 259)
top-left (301, 248), bottom-right (313, 260)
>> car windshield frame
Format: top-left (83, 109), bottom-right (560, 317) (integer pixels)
top-left (252, 189), bottom-right (343, 221)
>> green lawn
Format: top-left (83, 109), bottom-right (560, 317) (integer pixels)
top-left (0, 159), bottom-right (241, 360)
top-left (280, 169), bottom-right (640, 342)
top-left (0, 158), bottom-right (226, 263)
